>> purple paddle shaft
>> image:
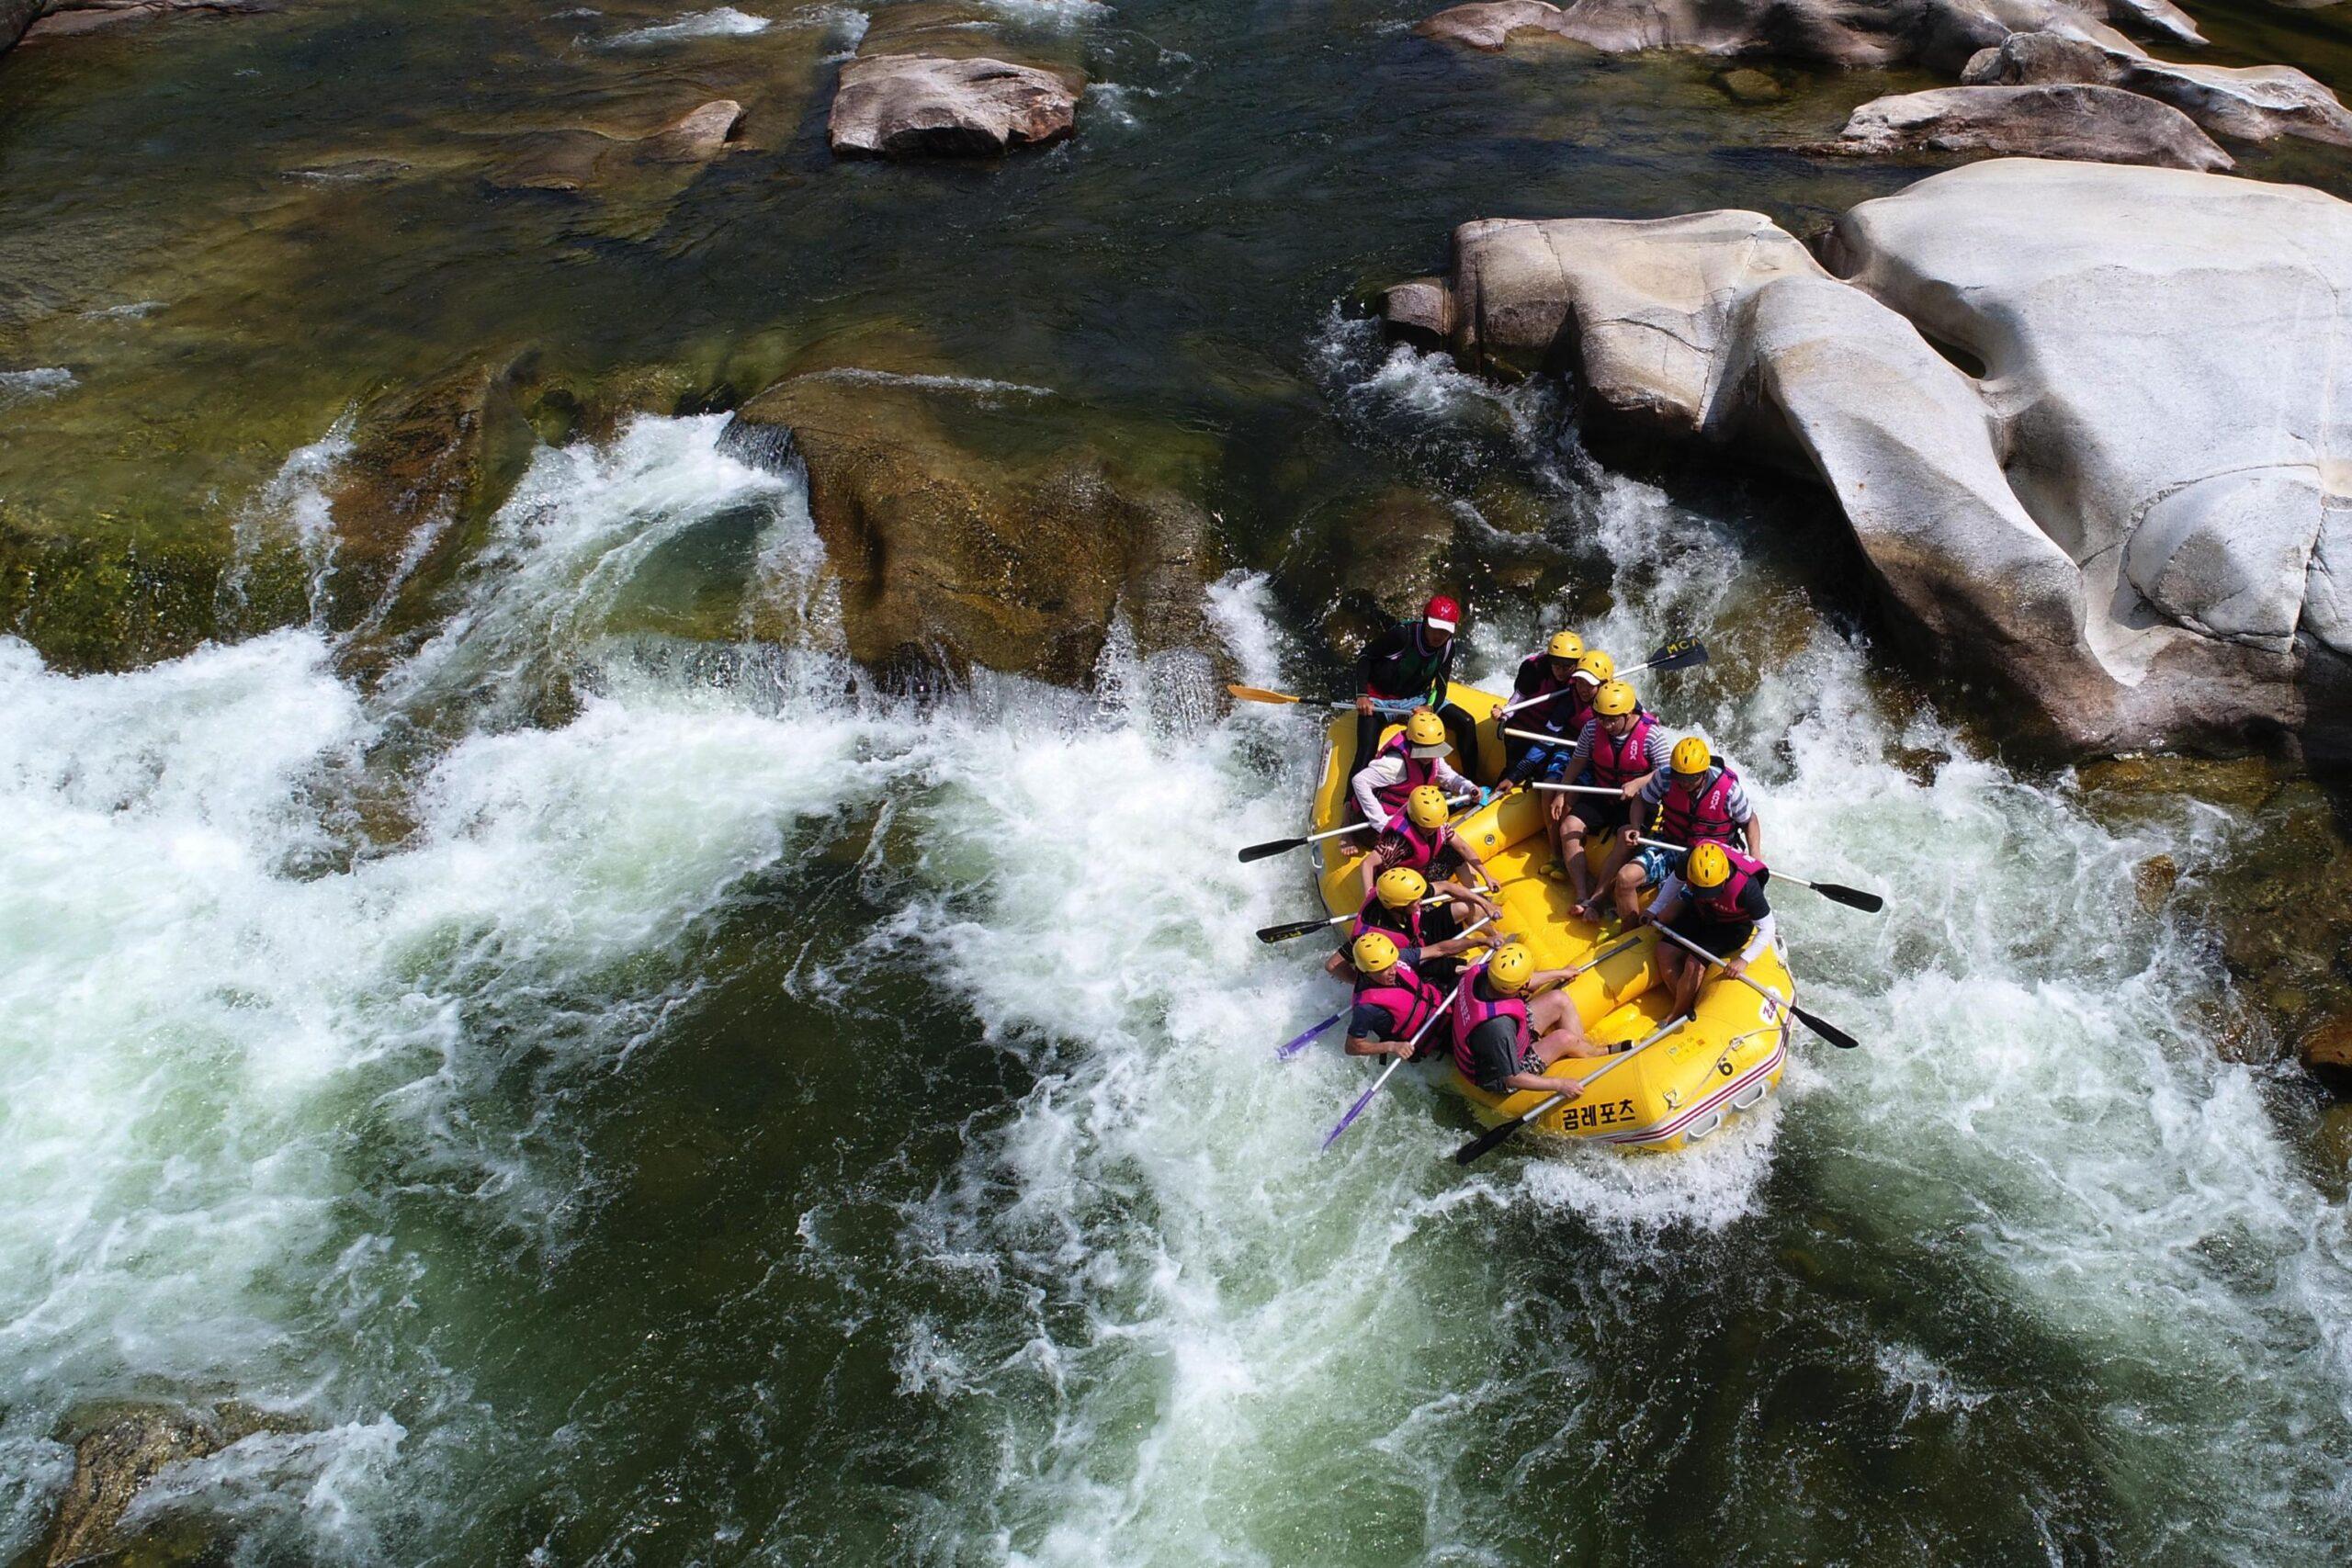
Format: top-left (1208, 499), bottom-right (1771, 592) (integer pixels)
top-left (1276, 1010), bottom-right (1345, 1060)
top-left (1319, 1073), bottom-right (1391, 1150)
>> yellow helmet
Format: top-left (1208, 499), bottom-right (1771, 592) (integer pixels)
top-left (1545, 630), bottom-right (1585, 662)
top-left (1374, 867), bottom-right (1429, 909)
top-left (1687, 841), bottom-right (1732, 889)
top-left (1351, 931), bottom-right (1402, 975)
top-left (1404, 784), bottom-right (1451, 829)
top-left (1594, 679), bottom-right (1638, 717)
top-left (1404, 707), bottom-right (1449, 754)
top-left (1671, 736), bottom-right (1712, 776)
top-left (1487, 942), bottom-right (1536, 995)
top-left (1572, 649), bottom-right (1615, 686)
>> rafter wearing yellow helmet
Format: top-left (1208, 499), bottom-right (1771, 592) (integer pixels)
top-left (1607, 736), bottom-right (1764, 927)
top-left (1650, 838), bottom-right (1776, 1020)
top-left (1556, 673), bottom-right (1671, 921)
top-left (1450, 941), bottom-right (1610, 1098)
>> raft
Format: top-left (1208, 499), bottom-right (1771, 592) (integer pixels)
top-left (1310, 682), bottom-right (1791, 1152)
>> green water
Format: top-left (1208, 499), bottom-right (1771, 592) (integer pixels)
top-left (4, 4), bottom-right (2352, 1564)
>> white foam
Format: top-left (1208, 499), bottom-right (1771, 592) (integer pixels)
top-left (800, 367), bottom-right (1057, 400)
top-left (601, 6), bottom-right (771, 47)
top-left (0, 367), bottom-right (75, 407)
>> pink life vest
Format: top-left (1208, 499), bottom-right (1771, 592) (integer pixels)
top-left (1351, 898), bottom-right (1426, 950)
top-left (1356, 956), bottom-right (1443, 1044)
top-left (1587, 710), bottom-right (1657, 791)
top-left (1369, 729), bottom-right (1442, 818)
top-left (1377, 816), bottom-right (1446, 876)
top-left (1657, 761), bottom-right (1742, 847)
top-left (1691, 846), bottom-right (1767, 924)
top-left (1451, 964), bottom-right (1530, 1079)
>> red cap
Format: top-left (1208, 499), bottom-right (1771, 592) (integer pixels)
top-left (1423, 594), bottom-right (1461, 633)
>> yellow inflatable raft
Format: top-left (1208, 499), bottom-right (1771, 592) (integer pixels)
top-left (1310, 682), bottom-right (1791, 1153)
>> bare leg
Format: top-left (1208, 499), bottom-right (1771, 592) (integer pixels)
top-left (1562, 812), bottom-right (1595, 903)
top-left (1530, 990), bottom-right (1604, 1058)
top-left (1611, 859), bottom-right (1646, 924)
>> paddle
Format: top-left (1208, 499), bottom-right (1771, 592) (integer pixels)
top-left (1227, 685), bottom-right (1424, 715)
top-left (1452, 1011), bottom-right (1688, 1167)
top-left (1257, 893), bottom-right (1451, 944)
top-left (1498, 637), bottom-right (1709, 716)
top-left (1651, 920), bottom-right (1859, 1049)
top-left (1274, 1010), bottom-right (1345, 1060)
top-left (1238, 793), bottom-right (1478, 863)
top-left (1629, 837), bottom-right (1883, 913)
top-left (1315, 912), bottom-right (1508, 1145)
top-left (1526, 779), bottom-right (1618, 795)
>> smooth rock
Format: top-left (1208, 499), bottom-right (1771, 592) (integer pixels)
top-left (1719, 67), bottom-right (1783, 103)
top-left (828, 54), bottom-right (1080, 158)
top-left (1831, 84), bottom-right (2233, 170)
top-left (725, 373), bottom-right (1214, 685)
top-left (1385, 161), bottom-right (2352, 756)
top-left (1415, 0), bottom-right (2149, 73)
top-left (2135, 852), bottom-right (2179, 910)
top-left (2302, 1015), bottom-right (2352, 1089)
top-left (20, 0), bottom-right (276, 41)
top-left (1962, 30), bottom-right (2352, 146)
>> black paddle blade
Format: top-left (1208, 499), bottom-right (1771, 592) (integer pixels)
top-left (1792, 1004), bottom-right (1860, 1050)
top-left (1256, 917), bottom-right (1329, 943)
top-left (1238, 837), bottom-right (1306, 863)
top-left (1453, 1118), bottom-right (1525, 1167)
top-left (1808, 881), bottom-right (1885, 914)
top-left (1648, 637), bottom-right (1709, 671)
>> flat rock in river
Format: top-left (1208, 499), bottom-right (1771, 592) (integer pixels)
top-left (1830, 84), bottom-right (2233, 169)
top-left (828, 54), bottom-right (1080, 158)
top-left (1414, 0), bottom-right (2153, 73)
top-left (1382, 160), bottom-right (2352, 758)
top-left (1962, 31), bottom-right (2352, 146)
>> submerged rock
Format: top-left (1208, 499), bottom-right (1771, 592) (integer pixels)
top-left (1381, 161), bottom-right (2352, 759)
top-left (1962, 31), bottom-right (2352, 146)
top-left (1829, 84), bottom-right (2233, 169)
top-left (727, 371), bottom-right (1216, 685)
top-left (1413, 0), bottom-right (2153, 73)
top-left (486, 99), bottom-right (745, 194)
top-left (828, 54), bottom-right (1080, 158)
top-left (41, 1404), bottom-right (223, 1564)
top-left (323, 356), bottom-right (537, 653)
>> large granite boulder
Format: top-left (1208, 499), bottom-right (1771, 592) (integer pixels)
top-left (828, 54), bottom-right (1080, 157)
top-left (1414, 0), bottom-right (2154, 73)
top-left (725, 373), bottom-right (1215, 686)
top-left (1962, 31), bottom-right (2352, 146)
top-left (18, 0), bottom-right (277, 43)
top-left (1831, 83), bottom-right (2233, 168)
top-left (1381, 161), bottom-right (2352, 757)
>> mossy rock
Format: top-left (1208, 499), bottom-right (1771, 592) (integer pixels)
top-left (727, 369), bottom-right (1220, 687)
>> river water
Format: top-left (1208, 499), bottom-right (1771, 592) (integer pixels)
top-left (5, 2), bottom-right (2352, 1564)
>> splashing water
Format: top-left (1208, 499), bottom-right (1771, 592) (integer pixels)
top-left (2, 403), bottom-right (2347, 1562)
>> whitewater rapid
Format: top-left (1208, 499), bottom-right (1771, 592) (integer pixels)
top-left (2, 397), bottom-right (2348, 1561)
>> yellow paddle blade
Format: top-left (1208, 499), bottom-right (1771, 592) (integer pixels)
top-left (1226, 683), bottom-right (1304, 705)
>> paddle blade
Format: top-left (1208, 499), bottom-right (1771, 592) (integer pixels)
top-left (1238, 837), bottom-right (1306, 863)
top-left (1807, 881), bottom-right (1885, 914)
top-left (1227, 683), bottom-right (1303, 705)
top-left (1452, 1119), bottom-right (1524, 1167)
top-left (1647, 637), bottom-right (1709, 672)
top-left (1256, 916), bottom-right (1330, 943)
top-left (1792, 1004), bottom-right (1860, 1050)
top-left (1276, 1010), bottom-right (1346, 1060)
top-left (1319, 1080), bottom-right (1386, 1150)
